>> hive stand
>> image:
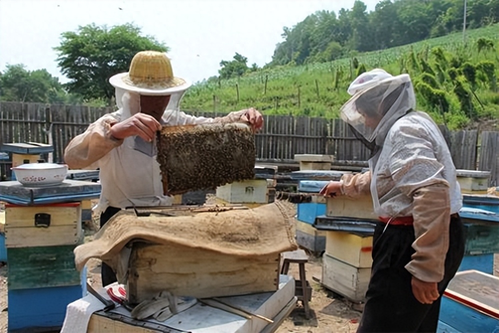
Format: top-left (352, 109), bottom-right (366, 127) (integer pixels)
top-left (280, 249), bottom-right (311, 318)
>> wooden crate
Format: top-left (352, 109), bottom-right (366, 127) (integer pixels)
top-left (326, 194), bottom-right (376, 220)
top-left (216, 179), bottom-right (269, 204)
top-left (4, 202), bottom-right (82, 248)
top-left (322, 253), bottom-right (371, 303)
top-left (8, 284), bottom-right (86, 332)
top-left (127, 242), bottom-right (280, 304)
top-left (296, 219), bottom-right (326, 254)
top-left (7, 244), bottom-right (83, 290)
top-left (439, 270), bottom-right (499, 333)
top-left (325, 231), bottom-right (373, 268)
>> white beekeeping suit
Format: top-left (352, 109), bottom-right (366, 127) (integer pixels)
top-left (340, 69), bottom-right (462, 281)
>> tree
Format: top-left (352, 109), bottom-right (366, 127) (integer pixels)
top-left (54, 23), bottom-right (167, 103)
top-left (0, 64), bottom-right (67, 103)
top-left (218, 53), bottom-right (249, 79)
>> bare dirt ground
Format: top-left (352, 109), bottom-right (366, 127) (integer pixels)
top-left (1, 204), bottom-right (498, 333)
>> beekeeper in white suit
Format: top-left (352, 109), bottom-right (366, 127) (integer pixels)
top-left (320, 69), bottom-right (465, 332)
top-left (64, 50), bottom-right (263, 286)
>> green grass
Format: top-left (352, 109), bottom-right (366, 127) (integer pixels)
top-left (182, 24), bottom-right (499, 129)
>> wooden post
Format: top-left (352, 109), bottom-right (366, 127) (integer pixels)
top-left (213, 95), bottom-right (217, 114)
top-left (315, 79), bottom-right (320, 98)
top-left (297, 86), bottom-right (301, 108)
top-left (236, 83), bottom-right (240, 104)
top-left (264, 75), bottom-right (268, 95)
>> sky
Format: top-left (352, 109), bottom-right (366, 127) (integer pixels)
top-left (0, 0), bottom-right (379, 84)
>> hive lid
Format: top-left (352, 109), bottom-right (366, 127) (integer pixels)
top-left (314, 215), bottom-right (377, 235)
top-left (459, 207), bottom-right (499, 224)
top-left (1, 142), bottom-right (53, 154)
top-left (456, 169), bottom-right (491, 178)
top-left (444, 270), bottom-right (499, 319)
top-left (298, 180), bottom-right (329, 193)
top-left (0, 179), bottom-right (101, 205)
top-left (289, 170), bottom-right (347, 181)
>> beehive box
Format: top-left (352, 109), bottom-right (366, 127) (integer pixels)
top-left (8, 283), bottom-right (86, 332)
top-left (439, 270), bottom-right (499, 333)
top-left (297, 180), bottom-right (328, 225)
top-left (7, 244), bottom-right (83, 290)
top-left (294, 154), bottom-right (335, 170)
top-left (457, 169), bottom-right (490, 193)
top-left (325, 231), bottom-right (373, 268)
top-left (322, 253), bottom-right (370, 303)
top-left (127, 242), bottom-right (280, 304)
top-left (4, 202), bottom-right (82, 248)
top-left (296, 219), bottom-right (326, 255)
top-left (458, 253), bottom-right (494, 274)
top-left (462, 194), bottom-right (499, 215)
top-left (86, 275), bottom-right (295, 333)
top-left (463, 223), bottom-right (499, 255)
top-left (216, 179), bottom-right (269, 204)
top-left (156, 123), bottom-right (255, 195)
top-left (326, 194), bottom-right (376, 220)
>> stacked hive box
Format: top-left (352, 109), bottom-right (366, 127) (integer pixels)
top-left (215, 165), bottom-right (277, 208)
top-left (0, 180), bottom-right (101, 332)
top-left (295, 180), bottom-right (328, 255)
top-left (315, 190), bottom-right (377, 303)
top-left (456, 169), bottom-right (490, 194)
top-left (458, 197), bottom-right (499, 274)
top-left (291, 155), bottom-right (344, 255)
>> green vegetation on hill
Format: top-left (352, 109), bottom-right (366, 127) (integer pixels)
top-left (182, 25), bottom-right (499, 130)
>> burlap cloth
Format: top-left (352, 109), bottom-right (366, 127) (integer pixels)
top-left (74, 201), bottom-right (298, 272)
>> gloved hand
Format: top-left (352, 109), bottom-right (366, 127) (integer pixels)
top-left (130, 291), bottom-right (197, 322)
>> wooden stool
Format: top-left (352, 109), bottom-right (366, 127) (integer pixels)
top-left (280, 249), bottom-right (311, 318)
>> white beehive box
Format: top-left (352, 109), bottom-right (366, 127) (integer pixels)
top-left (322, 253), bottom-right (370, 303)
top-left (457, 169), bottom-right (490, 193)
top-left (294, 154), bottom-right (335, 171)
top-left (326, 194), bottom-right (376, 220)
top-left (216, 179), bottom-right (269, 204)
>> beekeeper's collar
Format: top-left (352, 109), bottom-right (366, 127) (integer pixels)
top-left (340, 70), bottom-right (416, 146)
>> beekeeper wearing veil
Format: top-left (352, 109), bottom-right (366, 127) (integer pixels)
top-left (320, 69), bottom-right (465, 332)
top-left (64, 50), bottom-right (263, 286)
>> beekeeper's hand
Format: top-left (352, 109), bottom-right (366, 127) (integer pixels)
top-left (411, 276), bottom-right (439, 304)
top-left (320, 181), bottom-right (343, 198)
top-left (240, 108), bottom-right (264, 132)
top-left (110, 113), bottom-right (161, 142)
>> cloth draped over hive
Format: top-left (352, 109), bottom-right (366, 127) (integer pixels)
top-left (74, 201), bottom-right (298, 301)
top-left (156, 122), bottom-right (256, 195)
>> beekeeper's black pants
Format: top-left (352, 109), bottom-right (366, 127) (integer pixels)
top-left (100, 206), bottom-right (122, 287)
top-left (357, 214), bottom-right (464, 333)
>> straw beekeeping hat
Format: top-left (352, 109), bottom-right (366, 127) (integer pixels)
top-left (109, 51), bottom-right (191, 95)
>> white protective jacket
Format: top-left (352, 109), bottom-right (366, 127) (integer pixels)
top-left (64, 92), bottom-right (247, 215)
top-left (339, 71), bottom-right (462, 282)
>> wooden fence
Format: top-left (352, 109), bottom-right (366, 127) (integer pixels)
top-left (1, 101), bottom-right (498, 185)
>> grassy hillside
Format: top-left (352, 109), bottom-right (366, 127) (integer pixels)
top-left (182, 24), bottom-right (499, 130)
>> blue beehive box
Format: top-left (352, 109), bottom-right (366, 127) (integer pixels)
top-left (458, 207), bottom-right (499, 255)
top-left (297, 180), bottom-right (328, 224)
top-left (8, 278), bottom-right (87, 331)
top-left (462, 194), bottom-right (499, 214)
top-left (0, 232), bottom-right (6, 263)
top-left (458, 253), bottom-right (494, 274)
top-left (438, 270), bottom-right (499, 333)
